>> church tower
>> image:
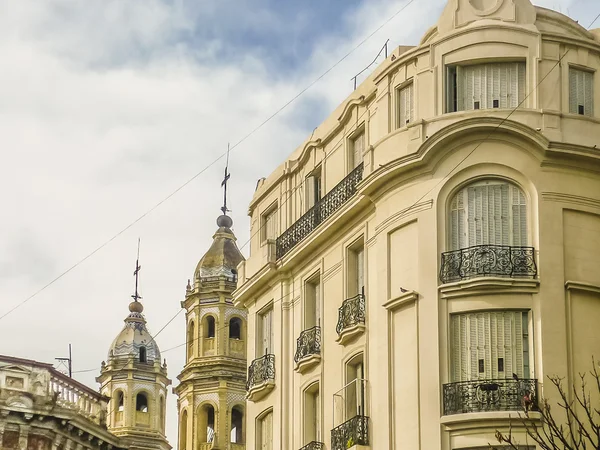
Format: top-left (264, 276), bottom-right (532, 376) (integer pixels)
top-left (98, 253), bottom-right (171, 450)
top-left (175, 211), bottom-right (246, 450)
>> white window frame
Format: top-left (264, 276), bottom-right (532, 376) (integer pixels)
top-left (349, 130), bottom-right (365, 171)
top-left (257, 305), bottom-right (274, 356)
top-left (569, 66), bottom-right (594, 117)
top-left (448, 180), bottom-right (528, 250)
top-left (260, 204), bottom-right (278, 244)
top-left (305, 167), bottom-right (323, 211)
top-left (396, 81), bottom-right (414, 128)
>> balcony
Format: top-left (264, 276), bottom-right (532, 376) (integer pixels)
top-left (203, 337), bottom-right (216, 356)
top-left (276, 163), bottom-right (364, 260)
top-left (246, 354), bottom-right (275, 402)
top-left (439, 245), bottom-right (537, 284)
top-left (300, 442), bottom-right (324, 450)
top-left (336, 294), bottom-right (366, 345)
top-left (229, 338), bottom-right (245, 357)
top-left (294, 326), bottom-right (321, 373)
top-left (331, 415), bottom-right (369, 450)
top-left (442, 378), bottom-right (538, 416)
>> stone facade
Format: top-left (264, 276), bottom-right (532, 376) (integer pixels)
top-left (234, 0), bottom-right (600, 449)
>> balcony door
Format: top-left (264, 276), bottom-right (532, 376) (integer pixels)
top-left (305, 276), bottom-right (321, 329)
top-left (306, 168), bottom-right (322, 211)
top-left (451, 310), bottom-right (530, 382)
top-left (348, 243), bottom-right (365, 298)
top-left (259, 307), bottom-right (274, 356)
top-left (450, 180), bottom-right (527, 250)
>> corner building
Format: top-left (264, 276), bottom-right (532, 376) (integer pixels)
top-left (234, 0), bottom-right (600, 449)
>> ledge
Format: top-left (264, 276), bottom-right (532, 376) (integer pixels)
top-left (565, 280), bottom-right (600, 294)
top-left (439, 277), bottom-right (540, 299)
top-left (441, 410), bottom-right (542, 432)
top-left (383, 290), bottom-right (418, 310)
top-left (246, 380), bottom-right (275, 402)
top-left (336, 324), bottom-right (365, 346)
top-left (294, 354), bottom-right (321, 374)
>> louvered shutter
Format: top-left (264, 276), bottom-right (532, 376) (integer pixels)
top-left (314, 283), bottom-right (321, 325)
top-left (570, 68), bottom-right (594, 116)
top-left (517, 62), bottom-right (526, 107)
top-left (315, 390), bottom-right (321, 441)
top-left (569, 68), bottom-right (579, 114)
top-left (306, 175), bottom-right (316, 210)
top-left (584, 71), bottom-right (594, 116)
top-left (261, 412), bottom-right (273, 450)
top-left (399, 83), bottom-right (414, 126)
top-left (357, 247), bottom-right (365, 294)
top-left (467, 187), bottom-right (477, 246)
top-left (265, 209), bottom-right (278, 241)
top-left (352, 133), bottom-right (365, 168)
top-left (511, 187), bottom-right (527, 246)
top-left (457, 66), bottom-right (465, 111)
top-left (261, 309), bottom-right (272, 355)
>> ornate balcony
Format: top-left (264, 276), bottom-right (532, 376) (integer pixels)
top-left (440, 245), bottom-right (537, 284)
top-left (300, 442), bottom-right (324, 450)
top-left (246, 354), bottom-right (275, 402)
top-left (336, 294), bottom-right (366, 345)
top-left (276, 163), bottom-right (364, 259)
top-left (331, 415), bottom-right (369, 450)
top-left (294, 326), bottom-right (321, 372)
top-left (442, 378), bottom-right (538, 416)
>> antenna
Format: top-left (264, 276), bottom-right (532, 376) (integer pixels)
top-left (132, 238), bottom-right (142, 302)
top-left (351, 39), bottom-right (390, 90)
top-left (55, 344), bottom-right (73, 377)
top-left (221, 143), bottom-right (231, 215)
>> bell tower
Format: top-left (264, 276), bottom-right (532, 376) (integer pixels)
top-left (98, 250), bottom-right (171, 450)
top-left (175, 209), bottom-right (247, 450)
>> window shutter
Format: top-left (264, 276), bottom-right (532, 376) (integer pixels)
top-left (352, 133), bottom-right (365, 168)
top-left (457, 66), bottom-right (465, 111)
top-left (500, 184), bottom-right (510, 245)
top-left (357, 247), bottom-right (365, 294)
top-left (467, 187), bottom-right (477, 246)
top-left (514, 312), bottom-right (524, 377)
top-left (262, 309), bottom-right (273, 355)
top-left (465, 66), bottom-right (475, 111)
top-left (315, 283), bottom-right (321, 325)
top-left (306, 175), bottom-right (316, 210)
top-left (517, 62), bottom-right (526, 106)
top-left (569, 68), bottom-right (579, 114)
top-left (499, 64), bottom-right (509, 108)
top-left (511, 187), bottom-right (527, 246)
top-left (584, 70), bottom-right (594, 116)
top-left (473, 66), bottom-right (482, 109)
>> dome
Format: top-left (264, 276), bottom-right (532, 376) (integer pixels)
top-left (107, 301), bottom-right (161, 363)
top-left (194, 215), bottom-right (245, 281)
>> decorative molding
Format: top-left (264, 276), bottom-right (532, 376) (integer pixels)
top-left (226, 392), bottom-right (246, 408)
top-left (337, 95), bottom-right (367, 123)
top-left (199, 307), bottom-right (220, 320)
top-left (374, 200), bottom-right (432, 235)
top-left (225, 307), bottom-right (247, 321)
top-left (441, 410), bottom-right (542, 432)
top-left (541, 192), bottom-right (600, 209)
top-left (565, 281), bottom-right (600, 294)
top-left (383, 291), bottom-right (419, 311)
top-left (322, 262), bottom-right (342, 283)
top-left (440, 277), bottom-right (540, 299)
top-left (194, 393), bottom-right (219, 408)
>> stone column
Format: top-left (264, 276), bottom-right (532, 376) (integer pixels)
top-left (51, 434), bottom-right (64, 450)
top-left (18, 425), bottom-right (30, 450)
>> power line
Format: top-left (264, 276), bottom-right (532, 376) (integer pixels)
top-left (0, 0), bottom-right (419, 324)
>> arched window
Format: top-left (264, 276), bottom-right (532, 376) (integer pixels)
top-left (449, 180), bottom-right (527, 250)
top-left (198, 404), bottom-right (215, 443)
top-left (116, 391), bottom-right (124, 412)
top-left (187, 321), bottom-right (195, 361)
top-left (136, 393), bottom-right (148, 413)
top-left (205, 316), bottom-right (216, 338)
top-left (230, 406), bottom-right (244, 443)
top-left (229, 318), bottom-right (242, 340)
top-left (139, 346), bottom-right (147, 363)
top-left (180, 410), bottom-right (188, 450)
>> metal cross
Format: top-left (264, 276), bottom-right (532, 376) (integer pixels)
top-left (221, 143), bottom-right (231, 215)
top-left (132, 238), bottom-right (142, 302)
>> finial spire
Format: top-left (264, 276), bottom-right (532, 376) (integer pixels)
top-left (221, 143), bottom-right (231, 216)
top-left (132, 238), bottom-right (142, 302)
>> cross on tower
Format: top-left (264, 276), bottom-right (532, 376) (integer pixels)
top-left (221, 144), bottom-right (231, 216)
top-left (132, 238), bottom-right (142, 302)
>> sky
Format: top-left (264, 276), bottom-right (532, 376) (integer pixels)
top-left (0, 0), bottom-right (596, 445)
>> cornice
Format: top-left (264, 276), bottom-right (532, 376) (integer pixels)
top-left (541, 192), bottom-right (600, 209)
top-left (565, 280), bottom-right (600, 294)
top-left (383, 290), bottom-right (419, 311)
top-left (439, 277), bottom-right (540, 299)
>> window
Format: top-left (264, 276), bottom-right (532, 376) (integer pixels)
top-left (187, 321), bottom-right (195, 361)
top-left (229, 317), bottom-right (242, 340)
top-left (261, 206), bottom-right (278, 243)
top-left (348, 241), bottom-right (365, 297)
top-left (397, 82), bottom-right (414, 127)
top-left (180, 410), bottom-right (188, 450)
top-left (258, 410), bottom-right (273, 450)
top-left (451, 311), bottom-right (530, 382)
top-left (205, 316), bottom-right (216, 338)
top-left (304, 275), bottom-right (321, 329)
top-left (449, 180), bottom-right (527, 250)
top-left (304, 383), bottom-right (321, 444)
top-left (198, 404), bottom-right (215, 443)
top-left (230, 406), bottom-right (244, 443)
top-left (345, 353), bottom-right (365, 420)
top-left (258, 307), bottom-right (274, 356)
top-left (139, 346), bottom-right (147, 363)
top-left (350, 131), bottom-right (365, 170)
top-left (116, 391), bottom-right (124, 412)
top-left (306, 167), bottom-right (322, 210)
top-left (136, 393), bottom-right (148, 413)
top-left (569, 67), bottom-right (594, 116)
top-left (447, 62), bottom-right (526, 112)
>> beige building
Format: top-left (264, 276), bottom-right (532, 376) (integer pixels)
top-left (0, 354), bottom-right (126, 450)
top-left (175, 213), bottom-right (247, 450)
top-left (233, 0), bottom-right (600, 449)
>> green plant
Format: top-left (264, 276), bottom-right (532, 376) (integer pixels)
top-left (346, 437), bottom-right (354, 448)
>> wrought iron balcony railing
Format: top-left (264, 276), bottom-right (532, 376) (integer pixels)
top-left (336, 294), bottom-right (366, 335)
top-left (300, 442), bottom-right (324, 450)
top-left (440, 244), bottom-right (537, 283)
top-left (276, 163), bottom-right (364, 259)
top-left (246, 354), bottom-right (275, 392)
top-left (331, 415), bottom-right (369, 450)
top-left (442, 378), bottom-right (538, 415)
top-left (294, 326), bottom-right (322, 363)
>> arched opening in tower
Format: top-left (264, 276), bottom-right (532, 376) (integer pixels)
top-left (198, 404), bottom-right (215, 443)
top-left (230, 406), bottom-right (244, 443)
top-left (229, 317), bottom-right (242, 340)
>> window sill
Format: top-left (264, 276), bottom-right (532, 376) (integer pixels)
top-left (441, 410), bottom-right (542, 431)
top-left (294, 354), bottom-right (321, 374)
top-left (336, 324), bottom-right (365, 346)
top-left (439, 277), bottom-right (539, 299)
top-left (246, 380), bottom-right (275, 402)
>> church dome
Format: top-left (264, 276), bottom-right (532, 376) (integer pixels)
top-left (194, 215), bottom-right (245, 281)
top-left (107, 301), bottom-right (161, 363)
